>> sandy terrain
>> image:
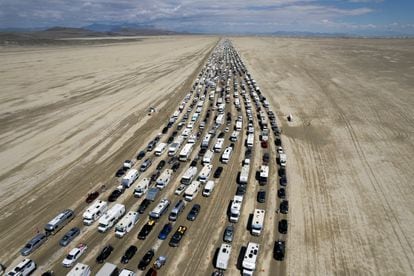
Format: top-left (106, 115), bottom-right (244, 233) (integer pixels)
top-left (232, 37), bottom-right (414, 275)
top-left (0, 36), bottom-right (217, 261)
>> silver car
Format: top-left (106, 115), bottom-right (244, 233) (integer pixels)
top-left (20, 233), bottom-right (47, 256)
top-left (223, 225), bottom-right (234, 243)
top-left (59, 227), bottom-right (80, 247)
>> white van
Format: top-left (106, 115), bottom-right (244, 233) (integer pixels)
top-left (221, 147), bottom-right (233, 164)
top-left (154, 143), bottom-right (167, 156)
top-left (214, 138), bottom-right (225, 152)
top-left (6, 259), bottom-right (36, 276)
top-left (198, 164), bottom-right (213, 183)
top-left (133, 178), bottom-right (150, 198)
top-left (122, 169), bottom-right (139, 188)
top-left (115, 211), bottom-right (139, 238)
top-left (203, 180), bottom-right (215, 197)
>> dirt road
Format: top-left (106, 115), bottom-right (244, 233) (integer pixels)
top-left (233, 37), bottom-right (414, 275)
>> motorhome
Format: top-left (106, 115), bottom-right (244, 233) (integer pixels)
top-left (181, 166), bottom-right (198, 185)
top-left (188, 134), bottom-right (197, 144)
top-left (201, 134), bottom-right (212, 149)
top-left (121, 169), bottom-right (139, 188)
top-left (44, 209), bottom-right (74, 236)
top-left (259, 165), bottom-right (269, 185)
top-left (202, 149), bottom-right (214, 165)
top-left (198, 164), bottom-right (213, 183)
top-left (168, 141), bottom-right (182, 156)
top-left (115, 211), bottom-right (139, 238)
top-left (156, 169), bottom-right (173, 190)
top-left (218, 103), bottom-right (225, 113)
top-left (239, 164), bottom-right (250, 185)
top-left (184, 181), bottom-right (201, 201)
top-left (179, 143), bottom-right (194, 161)
top-left (221, 147), bottom-right (233, 164)
top-left (216, 114), bottom-right (224, 125)
top-left (203, 180), bottom-right (215, 197)
top-left (230, 131), bottom-right (239, 142)
top-left (214, 138), bottom-right (225, 152)
top-left (251, 209), bottom-right (265, 236)
top-left (216, 243), bottom-right (232, 270)
top-left (230, 195), bottom-right (243, 223)
top-left (235, 120), bottom-right (242, 131)
top-left (98, 204), bottom-right (125, 232)
top-left (182, 128), bottom-right (191, 137)
top-left (67, 263), bottom-right (91, 276)
top-left (83, 200), bottom-right (108, 225)
top-left (246, 134), bottom-right (254, 148)
top-left (154, 143), bottom-right (167, 156)
top-left (133, 178), bottom-right (150, 198)
top-left (149, 198), bottom-right (170, 220)
top-left (279, 153), bottom-right (287, 167)
top-left (242, 242), bottom-right (260, 276)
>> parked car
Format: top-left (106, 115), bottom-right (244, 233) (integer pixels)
top-left (278, 219), bottom-right (288, 234)
top-left (115, 168), bottom-right (126, 177)
top-left (156, 160), bottom-right (166, 170)
top-left (257, 190), bottom-right (266, 203)
top-left (108, 189), bottom-right (123, 202)
top-left (138, 220), bottom-right (156, 240)
top-left (278, 188), bottom-right (286, 199)
top-left (137, 150), bottom-right (146, 160)
top-left (138, 249), bottom-right (155, 270)
top-left (85, 191), bottom-right (99, 203)
top-left (158, 223), bottom-right (173, 240)
top-left (121, 245), bottom-right (137, 264)
top-left (245, 148), bottom-right (252, 159)
top-left (261, 140), bottom-right (268, 148)
top-left (280, 175), bottom-right (287, 186)
top-left (187, 204), bottom-right (201, 221)
top-left (236, 185), bottom-right (246, 196)
top-left (151, 171), bottom-right (161, 183)
top-left (167, 136), bottom-right (174, 144)
top-left (162, 127), bottom-right (168, 134)
top-left (140, 159), bottom-right (152, 172)
top-left (147, 141), bottom-right (156, 152)
top-left (153, 255), bottom-right (167, 270)
top-left (175, 184), bottom-right (186, 195)
top-left (59, 227), bottom-right (80, 247)
top-left (6, 259), bottom-right (36, 275)
top-left (169, 226), bottom-right (187, 247)
top-left (214, 167), bottom-right (223, 178)
top-left (96, 245), bottom-right (113, 263)
top-left (280, 200), bottom-right (289, 214)
top-left (137, 199), bottom-right (151, 214)
top-left (190, 159), bottom-right (198, 167)
top-left (171, 161), bottom-right (180, 172)
top-left (223, 225), bottom-right (234, 243)
top-left (62, 243), bottom-right (87, 267)
top-left (20, 233), bottom-right (47, 256)
top-left (168, 156), bottom-right (178, 164)
top-left (274, 240), bottom-right (285, 261)
top-left (262, 153), bottom-right (270, 164)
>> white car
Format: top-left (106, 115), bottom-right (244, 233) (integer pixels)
top-left (62, 243), bottom-right (88, 267)
top-left (6, 259), bottom-right (36, 276)
top-left (175, 184), bottom-right (186, 195)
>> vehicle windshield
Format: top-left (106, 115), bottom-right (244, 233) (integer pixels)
top-left (67, 254), bottom-right (75, 260)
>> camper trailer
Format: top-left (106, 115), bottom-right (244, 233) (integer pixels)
top-left (44, 209), bottom-right (74, 236)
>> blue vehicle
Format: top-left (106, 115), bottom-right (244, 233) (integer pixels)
top-left (158, 223), bottom-right (173, 240)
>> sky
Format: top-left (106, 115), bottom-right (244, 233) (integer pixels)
top-left (0, 0), bottom-right (413, 35)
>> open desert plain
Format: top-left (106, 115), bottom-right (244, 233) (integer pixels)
top-left (0, 35), bottom-right (413, 276)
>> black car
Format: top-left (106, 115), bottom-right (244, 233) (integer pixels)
top-left (280, 200), bottom-right (289, 214)
top-left (187, 204), bottom-right (201, 221)
top-left (171, 161), bottom-right (180, 172)
top-left (137, 150), bottom-right (146, 160)
top-left (167, 136), bottom-right (174, 144)
top-left (168, 156), bottom-right (178, 164)
top-left (156, 160), bottom-right (166, 170)
top-left (172, 131), bottom-right (178, 137)
top-left (154, 136), bottom-right (161, 143)
top-left (137, 199), bottom-right (151, 214)
top-left (85, 191), bottom-right (99, 203)
top-left (108, 189), bottom-right (123, 202)
top-left (138, 220), bottom-right (156, 240)
top-left (245, 148), bottom-right (252, 159)
top-left (214, 167), bottom-right (223, 178)
top-left (280, 176), bottom-right (287, 186)
top-left (278, 188), bottom-right (286, 199)
top-left (262, 153), bottom-right (270, 164)
top-left (279, 167), bottom-right (286, 178)
top-left (236, 185), bottom-right (246, 196)
top-left (147, 140), bottom-right (156, 152)
top-left (138, 249), bottom-right (155, 270)
top-left (278, 219), bottom-right (288, 234)
top-left (115, 168), bottom-right (126, 177)
top-left (162, 127), bottom-right (168, 134)
top-left (121, 245), bottom-right (137, 264)
top-left (274, 240), bottom-right (285, 261)
top-left (257, 190), bottom-right (266, 203)
top-left (169, 226), bottom-right (187, 247)
top-left (218, 132), bottom-right (225, 138)
top-left (151, 171), bottom-right (161, 182)
top-left (96, 245), bottom-right (113, 263)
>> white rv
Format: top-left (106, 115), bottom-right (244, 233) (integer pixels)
top-left (122, 169), bottom-right (139, 188)
top-left (67, 263), bottom-right (91, 276)
top-left (98, 204), bottom-right (125, 232)
top-left (216, 243), bottom-right (232, 270)
top-left (201, 134), bottom-right (212, 149)
top-left (96, 263), bottom-right (118, 276)
top-left (214, 138), bottom-right (225, 152)
top-left (251, 209), bottom-right (265, 236)
top-left (149, 198), bottom-right (170, 220)
top-left (179, 143), bottom-right (194, 161)
top-left (188, 134), bottom-right (197, 144)
top-left (221, 146), bottom-right (233, 164)
top-left (198, 164), bottom-right (213, 183)
top-left (202, 149), bottom-right (214, 164)
top-left (181, 166), bottom-right (198, 185)
top-left (259, 165), bottom-right (269, 185)
top-left (239, 164), bottom-right (250, 185)
top-left (184, 181), bottom-right (201, 201)
top-left (279, 153), bottom-right (287, 167)
top-left (168, 141), bottom-right (181, 156)
top-left (230, 130), bottom-right (239, 142)
top-left (115, 211), bottom-right (139, 238)
top-left (216, 114), bottom-right (224, 125)
top-left (242, 242), bottom-right (260, 276)
top-left (246, 134), bottom-right (254, 148)
top-left (203, 180), bottom-right (215, 197)
top-left (182, 128), bottom-right (191, 137)
top-left (133, 178), bottom-right (150, 198)
top-left (235, 120), bottom-right (243, 131)
top-left (230, 195), bottom-right (244, 223)
top-left (83, 200), bottom-right (108, 226)
top-left (154, 143), bottom-right (167, 156)
top-left (156, 169), bottom-right (173, 190)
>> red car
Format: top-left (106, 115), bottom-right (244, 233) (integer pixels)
top-left (261, 141), bottom-right (268, 148)
top-left (85, 191), bottom-right (99, 203)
